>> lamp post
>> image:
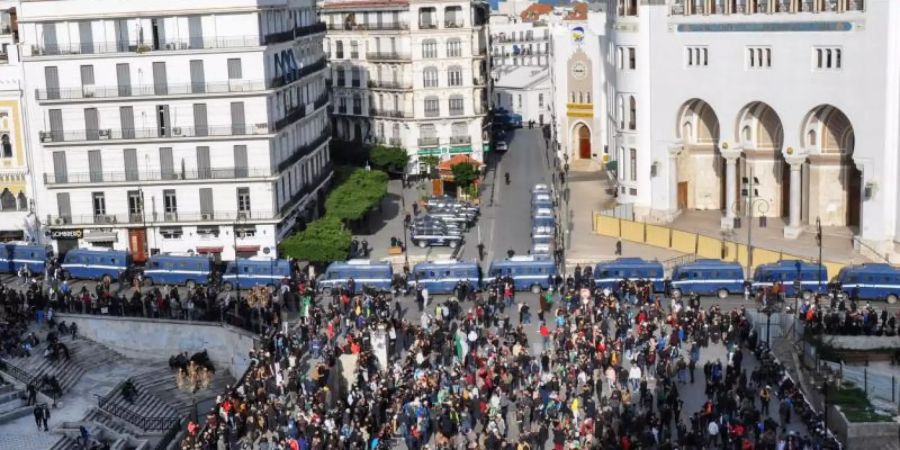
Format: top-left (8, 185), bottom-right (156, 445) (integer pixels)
top-left (741, 170), bottom-right (769, 276)
top-left (816, 217), bottom-right (823, 291)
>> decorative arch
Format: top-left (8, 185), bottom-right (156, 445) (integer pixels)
top-left (801, 104), bottom-right (855, 155)
top-left (676, 98), bottom-right (720, 145)
top-left (675, 99), bottom-right (724, 211)
top-left (735, 101), bottom-right (784, 152)
top-left (570, 121), bottom-right (592, 160)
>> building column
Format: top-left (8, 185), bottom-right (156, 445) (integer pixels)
top-left (668, 144), bottom-right (683, 212)
top-left (784, 153), bottom-right (807, 239)
top-left (720, 146), bottom-right (742, 230)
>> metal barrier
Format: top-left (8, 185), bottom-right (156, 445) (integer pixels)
top-left (97, 377), bottom-right (181, 432)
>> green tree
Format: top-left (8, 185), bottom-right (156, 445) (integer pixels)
top-left (324, 169), bottom-right (389, 221)
top-left (451, 162), bottom-right (479, 189)
top-left (369, 146), bottom-right (409, 174)
top-left (279, 216), bottom-right (351, 263)
top-left (419, 155), bottom-right (440, 179)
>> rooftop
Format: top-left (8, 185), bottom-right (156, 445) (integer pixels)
top-left (494, 65), bottom-right (550, 89)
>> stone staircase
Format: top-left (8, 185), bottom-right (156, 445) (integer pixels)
top-left (128, 367), bottom-right (234, 418)
top-left (48, 435), bottom-right (80, 450)
top-left (51, 419), bottom-right (151, 450)
top-left (6, 335), bottom-right (121, 394)
top-left (0, 381), bottom-right (30, 424)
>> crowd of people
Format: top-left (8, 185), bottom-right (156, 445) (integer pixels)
top-left (178, 270), bottom-right (840, 450)
top-left (797, 295), bottom-right (899, 337)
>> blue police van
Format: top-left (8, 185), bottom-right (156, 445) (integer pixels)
top-left (61, 248), bottom-right (132, 281)
top-left (594, 258), bottom-right (666, 293)
top-left (410, 259), bottom-right (482, 294)
top-left (834, 263), bottom-right (900, 304)
top-left (751, 260), bottom-right (828, 299)
top-left (141, 254), bottom-right (213, 288)
top-left (488, 255), bottom-right (556, 293)
top-left (670, 259), bottom-right (745, 299)
top-left (222, 258), bottom-right (292, 290)
top-left (0, 243), bottom-right (51, 274)
top-left (318, 259), bottom-right (393, 295)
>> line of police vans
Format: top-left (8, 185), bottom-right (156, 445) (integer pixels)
top-left (2, 241), bottom-right (898, 303)
top-left (0, 243), bottom-right (291, 291)
top-left (316, 256), bottom-right (900, 304)
top-left (531, 184), bottom-right (555, 255)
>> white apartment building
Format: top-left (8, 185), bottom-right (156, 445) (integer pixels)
top-left (321, 0), bottom-right (490, 172)
top-left (0, 2), bottom-right (38, 242)
top-left (493, 65), bottom-right (550, 124)
top-left (20, 0), bottom-right (332, 261)
top-left (489, 16), bottom-right (551, 67)
top-left (552, 0), bottom-right (900, 257)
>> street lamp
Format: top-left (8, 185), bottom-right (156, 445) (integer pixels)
top-left (741, 171), bottom-right (770, 276)
top-left (816, 217), bottom-right (823, 291)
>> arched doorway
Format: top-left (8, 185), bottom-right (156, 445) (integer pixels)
top-left (574, 123), bottom-right (591, 159)
top-left (801, 105), bottom-right (860, 228)
top-left (676, 99), bottom-right (721, 211)
top-left (735, 102), bottom-right (785, 218)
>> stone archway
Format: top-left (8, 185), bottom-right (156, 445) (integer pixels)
top-left (801, 105), bottom-right (860, 228)
top-left (675, 99), bottom-right (722, 210)
top-left (573, 123), bottom-right (591, 159)
top-left (735, 101), bottom-right (786, 218)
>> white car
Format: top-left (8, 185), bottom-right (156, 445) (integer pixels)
top-left (496, 141), bottom-right (508, 152)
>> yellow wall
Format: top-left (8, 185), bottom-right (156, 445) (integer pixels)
top-left (671, 230), bottom-right (697, 254)
top-left (595, 216), bottom-right (620, 237)
top-left (645, 225), bottom-right (670, 248)
top-left (697, 236), bottom-right (723, 259)
top-left (620, 220), bottom-right (644, 243)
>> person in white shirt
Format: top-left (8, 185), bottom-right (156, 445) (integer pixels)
top-left (628, 365), bottom-right (642, 391)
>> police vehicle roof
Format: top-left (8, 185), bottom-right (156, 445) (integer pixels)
top-left (414, 259), bottom-right (479, 269)
top-left (596, 258), bottom-right (662, 269)
top-left (754, 259), bottom-right (824, 272)
top-left (676, 259), bottom-right (742, 270)
top-left (843, 263), bottom-right (900, 274)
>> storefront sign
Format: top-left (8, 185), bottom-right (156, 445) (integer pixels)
top-left (417, 145), bottom-right (474, 156)
top-left (50, 229), bottom-right (83, 240)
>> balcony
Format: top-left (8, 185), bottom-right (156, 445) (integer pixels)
top-left (445, 20), bottom-right (464, 28)
top-left (30, 35), bottom-right (261, 57)
top-left (39, 124), bottom-right (271, 144)
top-left (418, 137), bottom-right (439, 147)
top-left (418, 21), bottom-right (438, 30)
top-left (450, 136), bottom-right (471, 145)
top-left (264, 22), bottom-right (326, 44)
top-left (36, 80), bottom-right (267, 102)
top-left (277, 128), bottom-right (331, 172)
top-left (274, 93), bottom-right (328, 131)
top-left (424, 108), bottom-right (440, 118)
top-left (271, 57), bottom-right (327, 88)
top-left (449, 108), bottom-right (464, 117)
top-left (327, 22), bottom-right (409, 31)
top-left (44, 167), bottom-right (274, 186)
top-left (473, 77), bottom-right (487, 86)
top-left (368, 80), bottom-right (412, 90)
top-left (366, 52), bottom-right (411, 61)
top-left (369, 108), bottom-right (411, 119)
top-left (50, 210), bottom-right (278, 227)
top-left (280, 162), bottom-right (333, 215)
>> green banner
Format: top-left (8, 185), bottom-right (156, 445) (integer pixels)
top-left (416, 145), bottom-right (474, 156)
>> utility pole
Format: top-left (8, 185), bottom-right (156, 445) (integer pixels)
top-left (816, 217), bottom-right (823, 291)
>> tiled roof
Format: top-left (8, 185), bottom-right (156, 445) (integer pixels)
top-left (520, 3), bottom-right (552, 22)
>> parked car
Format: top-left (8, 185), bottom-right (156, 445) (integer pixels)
top-left (496, 141), bottom-right (509, 152)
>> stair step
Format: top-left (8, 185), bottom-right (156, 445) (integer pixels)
top-left (0, 403), bottom-right (30, 423)
top-left (49, 435), bottom-right (80, 450)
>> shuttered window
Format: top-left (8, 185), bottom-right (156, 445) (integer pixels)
top-left (152, 62), bottom-right (167, 95)
top-left (233, 145), bottom-right (248, 177)
top-left (189, 60), bottom-right (205, 93)
top-left (88, 150), bottom-right (103, 182)
top-left (52, 151), bottom-right (67, 184)
top-left (116, 63), bottom-right (131, 97)
top-left (159, 147), bottom-right (174, 180)
top-left (193, 104), bottom-right (208, 136)
top-left (44, 66), bottom-right (60, 100)
top-left (119, 106), bottom-right (135, 139)
top-left (123, 148), bottom-right (138, 182)
top-left (199, 188), bottom-right (214, 216)
top-left (196, 146), bottom-right (211, 179)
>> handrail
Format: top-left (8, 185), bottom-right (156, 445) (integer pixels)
top-left (155, 419), bottom-right (184, 450)
top-left (99, 391), bottom-right (181, 432)
top-left (0, 358), bottom-right (59, 397)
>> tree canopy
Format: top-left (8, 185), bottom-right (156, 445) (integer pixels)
top-left (451, 162), bottom-right (479, 189)
top-left (369, 146), bottom-right (409, 174)
top-left (324, 168), bottom-right (389, 221)
top-left (279, 216), bottom-right (351, 263)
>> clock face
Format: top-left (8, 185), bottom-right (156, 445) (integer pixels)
top-left (572, 62), bottom-right (587, 80)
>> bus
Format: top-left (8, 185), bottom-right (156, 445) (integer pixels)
top-left (751, 260), bottom-right (828, 299)
top-left (142, 254), bottom-right (213, 288)
top-left (593, 258), bottom-right (666, 293)
top-left (222, 258), bottom-right (292, 290)
top-left (488, 255), bottom-right (556, 293)
top-left (318, 259), bottom-right (393, 295)
top-left (671, 259), bottom-right (745, 299)
top-left (61, 248), bottom-right (132, 282)
top-left (410, 259), bottom-right (482, 294)
top-left (834, 263), bottom-right (900, 304)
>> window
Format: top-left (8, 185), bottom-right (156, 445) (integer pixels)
top-left (235, 225), bottom-right (256, 238)
top-left (1, 135), bottom-right (10, 158)
top-left (163, 189), bottom-right (177, 213)
top-left (616, 46), bottom-right (636, 70)
top-left (628, 96), bottom-right (636, 130)
top-left (337, 67), bottom-right (346, 86)
top-left (197, 226), bottom-right (220, 238)
top-left (538, 93), bottom-right (544, 109)
top-left (227, 58), bottom-right (243, 79)
top-left (422, 39), bottom-right (437, 58)
top-left (88, 193), bottom-right (105, 218)
top-left (237, 187), bottom-right (251, 212)
top-left (423, 66), bottom-right (438, 87)
top-left (814, 46), bottom-right (842, 70)
top-left (424, 96), bottom-right (440, 117)
top-left (449, 96), bottom-right (464, 116)
top-left (617, 96), bottom-right (625, 130)
top-left (160, 227), bottom-right (183, 240)
top-left (350, 40), bottom-right (359, 59)
top-left (517, 94), bottom-right (522, 109)
top-left (335, 41), bottom-right (344, 59)
top-left (127, 191), bottom-right (142, 216)
top-left (447, 66), bottom-right (462, 86)
top-left (628, 47), bottom-right (636, 70)
top-left (351, 67), bottom-right (361, 87)
top-left (629, 148), bottom-right (637, 181)
top-left (747, 46), bottom-right (772, 69)
top-left (447, 38), bottom-right (462, 57)
top-left (685, 46), bottom-right (708, 67)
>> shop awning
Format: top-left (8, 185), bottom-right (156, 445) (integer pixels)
top-left (83, 231), bottom-right (118, 243)
top-left (235, 245), bottom-right (260, 253)
top-left (196, 246), bottom-right (224, 254)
